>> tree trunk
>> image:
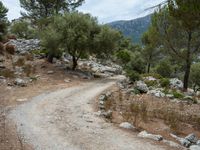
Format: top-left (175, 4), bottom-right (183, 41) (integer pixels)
top-left (47, 54), bottom-right (53, 63)
top-left (147, 63), bottom-right (151, 73)
top-left (183, 31), bottom-right (192, 91)
top-left (183, 60), bottom-right (191, 90)
top-left (72, 56), bottom-right (78, 70)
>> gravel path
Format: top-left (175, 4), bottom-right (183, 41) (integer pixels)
top-left (8, 76), bottom-right (168, 150)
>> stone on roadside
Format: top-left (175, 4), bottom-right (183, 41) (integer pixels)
top-left (14, 78), bottom-right (27, 87)
top-left (185, 133), bottom-right (198, 144)
top-left (189, 145), bottom-right (200, 150)
top-left (64, 79), bottom-right (71, 83)
top-left (47, 71), bottom-right (54, 74)
top-left (138, 130), bottom-right (163, 141)
top-left (119, 122), bottom-right (135, 129)
top-left (135, 81), bottom-right (149, 93)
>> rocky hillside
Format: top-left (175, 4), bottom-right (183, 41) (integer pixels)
top-left (108, 14), bottom-right (152, 44)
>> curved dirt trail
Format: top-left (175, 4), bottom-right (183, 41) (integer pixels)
top-left (8, 76), bottom-right (168, 150)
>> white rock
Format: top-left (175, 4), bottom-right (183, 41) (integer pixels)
top-left (170, 78), bottom-right (183, 89)
top-left (135, 81), bottom-right (149, 93)
top-left (47, 71), bottom-right (54, 74)
top-left (138, 130), bottom-right (163, 141)
top-left (64, 79), bottom-right (71, 83)
top-left (189, 145), bottom-right (200, 150)
top-left (119, 122), bottom-right (135, 129)
top-left (16, 98), bottom-right (28, 102)
top-left (14, 78), bottom-right (27, 87)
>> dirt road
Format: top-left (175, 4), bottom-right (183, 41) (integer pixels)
top-left (8, 76), bottom-right (169, 150)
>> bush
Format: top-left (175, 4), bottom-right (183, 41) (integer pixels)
top-left (126, 70), bottom-right (140, 82)
top-left (172, 90), bottom-right (184, 99)
top-left (156, 60), bottom-right (173, 78)
top-left (116, 49), bottom-right (131, 66)
top-left (190, 63), bottom-right (200, 92)
top-left (144, 80), bottom-right (157, 87)
top-left (14, 57), bottom-right (25, 67)
top-left (0, 42), bottom-right (4, 55)
top-left (126, 51), bottom-right (146, 74)
top-left (10, 20), bottom-right (37, 39)
top-left (160, 78), bottom-right (170, 88)
top-left (5, 44), bottom-right (15, 55)
top-left (0, 69), bottom-right (14, 78)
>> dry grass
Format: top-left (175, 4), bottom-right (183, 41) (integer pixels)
top-left (104, 87), bottom-right (200, 138)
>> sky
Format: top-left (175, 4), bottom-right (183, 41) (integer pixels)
top-left (1, 0), bottom-right (163, 23)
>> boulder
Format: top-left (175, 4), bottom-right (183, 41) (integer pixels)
top-left (47, 71), bottom-right (54, 74)
top-left (135, 81), bottom-right (149, 93)
top-left (185, 133), bottom-right (198, 144)
top-left (197, 140), bottom-right (200, 145)
top-left (138, 131), bottom-right (163, 141)
top-left (170, 133), bottom-right (191, 148)
top-left (119, 122), bottom-right (135, 129)
top-left (14, 78), bottom-right (27, 87)
top-left (189, 145), bottom-right (200, 150)
top-left (148, 89), bottom-right (165, 98)
top-left (170, 78), bottom-right (183, 89)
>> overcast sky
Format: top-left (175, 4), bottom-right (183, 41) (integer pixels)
top-left (1, 0), bottom-right (163, 23)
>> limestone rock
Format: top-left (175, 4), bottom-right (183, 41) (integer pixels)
top-left (119, 122), bottom-right (135, 129)
top-left (138, 131), bottom-right (163, 141)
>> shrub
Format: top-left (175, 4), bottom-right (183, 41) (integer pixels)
top-left (172, 90), bottom-right (184, 99)
top-left (190, 63), bottom-right (200, 93)
top-left (5, 44), bottom-right (15, 55)
top-left (116, 49), bottom-right (131, 66)
top-left (156, 60), bottom-right (173, 78)
top-left (0, 42), bottom-right (4, 55)
top-left (0, 69), bottom-right (14, 78)
top-left (160, 78), bottom-right (170, 88)
top-left (144, 80), bottom-right (157, 87)
top-left (14, 57), bottom-right (25, 67)
top-left (23, 64), bottom-right (36, 77)
top-left (126, 70), bottom-right (140, 82)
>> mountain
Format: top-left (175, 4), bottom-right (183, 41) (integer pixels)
top-left (108, 14), bottom-right (152, 44)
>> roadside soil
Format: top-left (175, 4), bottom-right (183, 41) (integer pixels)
top-left (103, 86), bottom-right (200, 146)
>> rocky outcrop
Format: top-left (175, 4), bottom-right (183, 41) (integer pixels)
top-left (135, 81), bottom-right (149, 93)
top-left (6, 39), bottom-right (40, 53)
top-left (138, 130), bottom-right (163, 141)
top-left (170, 78), bottom-right (183, 89)
top-left (119, 122), bottom-right (135, 129)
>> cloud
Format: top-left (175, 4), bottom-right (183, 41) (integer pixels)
top-left (1, 0), bottom-right (22, 21)
top-left (1, 0), bottom-right (164, 22)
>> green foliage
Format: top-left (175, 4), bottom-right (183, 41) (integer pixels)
top-left (0, 1), bottom-right (8, 42)
top-left (172, 90), bottom-right (184, 99)
top-left (126, 51), bottom-right (146, 74)
top-left (126, 70), bottom-right (140, 82)
top-left (160, 78), bottom-right (170, 88)
top-left (41, 12), bottom-right (120, 69)
top-left (20, 0), bottom-right (84, 20)
top-left (144, 80), bottom-right (157, 87)
top-left (116, 49), bottom-right (131, 66)
top-left (94, 25), bottom-right (121, 59)
top-left (40, 20), bottom-right (62, 62)
top-left (190, 63), bottom-right (200, 92)
top-left (10, 20), bottom-right (37, 39)
top-left (152, 1), bottom-right (200, 89)
top-left (156, 60), bottom-right (173, 78)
